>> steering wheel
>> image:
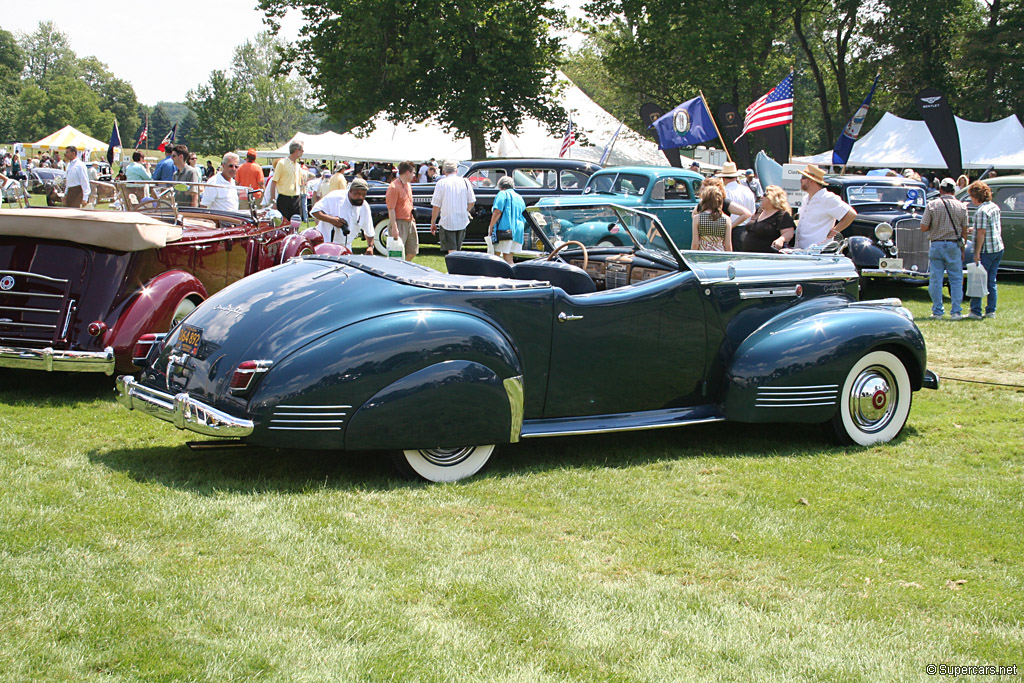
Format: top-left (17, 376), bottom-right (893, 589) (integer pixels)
top-left (546, 240), bottom-right (589, 270)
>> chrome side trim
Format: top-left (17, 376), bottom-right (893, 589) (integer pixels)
top-left (504, 375), bottom-right (525, 443)
top-left (755, 384), bottom-right (838, 408)
top-left (524, 416), bottom-right (724, 438)
top-left (116, 376), bottom-right (254, 437)
top-left (701, 273), bottom-right (857, 286)
top-left (739, 285), bottom-right (801, 299)
top-left (0, 270), bottom-right (70, 284)
top-left (0, 345), bottom-right (115, 374)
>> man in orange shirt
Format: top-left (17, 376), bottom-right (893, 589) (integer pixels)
top-left (385, 160), bottom-right (417, 261)
top-left (236, 149), bottom-right (264, 207)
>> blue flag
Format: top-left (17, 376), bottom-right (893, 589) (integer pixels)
top-left (832, 74), bottom-right (879, 166)
top-left (650, 96), bottom-right (716, 150)
top-left (107, 120), bottom-right (121, 166)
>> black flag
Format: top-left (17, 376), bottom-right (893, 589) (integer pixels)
top-left (716, 103), bottom-right (751, 169)
top-left (760, 127), bottom-right (789, 167)
top-left (639, 102), bottom-right (682, 167)
top-left (916, 88), bottom-right (962, 176)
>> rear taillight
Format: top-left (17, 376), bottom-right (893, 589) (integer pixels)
top-left (230, 360), bottom-right (273, 395)
top-left (132, 334), bottom-right (159, 364)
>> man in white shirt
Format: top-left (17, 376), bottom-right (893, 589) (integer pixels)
top-left (201, 152), bottom-right (241, 211)
top-left (716, 161), bottom-right (755, 249)
top-left (430, 159), bottom-right (475, 254)
top-left (795, 164), bottom-right (856, 248)
top-left (62, 146), bottom-right (91, 208)
top-left (311, 177), bottom-right (375, 253)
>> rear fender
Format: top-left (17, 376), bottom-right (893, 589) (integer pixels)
top-left (107, 271), bottom-right (207, 371)
top-left (247, 310), bottom-right (523, 450)
top-left (301, 228), bottom-right (325, 249)
top-left (724, 301), bottom-right (926, 424)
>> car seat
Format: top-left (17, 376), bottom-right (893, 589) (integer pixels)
top-left (512, 259), bottom-right (596, 295)
top-left (445, 251), bottom-right (515, 278)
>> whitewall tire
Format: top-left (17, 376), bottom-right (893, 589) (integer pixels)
top-left (393, 445), bottom-right (496, 482)
top-left (829, 350), bottom-right (912, 446)
top-left (374, 218), bottom-right (391, 256)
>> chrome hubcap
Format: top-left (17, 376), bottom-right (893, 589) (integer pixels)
top-left (849, 365), bottom-right (897, 433)
top-left (416, 447), bottom-right (475, 467)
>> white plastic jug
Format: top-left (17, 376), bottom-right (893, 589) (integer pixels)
top-left (388, 235), bottom-right (404, 259)
top-left (966, 262), bottom-right (988, 298)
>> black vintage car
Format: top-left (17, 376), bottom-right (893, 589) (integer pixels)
top-left (364, 158), bottom-right (600, 255)
top-left (826, 176), bottom-right (932, 283)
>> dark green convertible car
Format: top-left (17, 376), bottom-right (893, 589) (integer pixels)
top-left (117, 204), bottom-right (937, 481)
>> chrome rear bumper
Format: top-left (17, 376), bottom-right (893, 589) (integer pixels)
top-left (0, 345), bottom-right (115, 374)
top-left (116, 375), bottom-right (254, 438)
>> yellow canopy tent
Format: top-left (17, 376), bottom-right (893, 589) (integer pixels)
top-left (27, 125), bottom-right (109, 158)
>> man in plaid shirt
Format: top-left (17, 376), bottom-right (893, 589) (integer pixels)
top-left (966, 181), bottom-right (1004, 319)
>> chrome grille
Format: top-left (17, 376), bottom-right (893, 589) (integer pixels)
top-left (894, 218), bottom-right (929, 274)
top-left (0, 270), bottom-right (73, 348)
top-left (267, 404), bottom-right (351, 431)
top-left (755, 384), bottom-right (839, 408)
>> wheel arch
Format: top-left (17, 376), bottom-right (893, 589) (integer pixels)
top-left (246, 309), bottom-right (525, 450)
top-left (723, 304), bottom-right (926, 424)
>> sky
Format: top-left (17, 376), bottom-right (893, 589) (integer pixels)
top-left (6, 0), bottom-right (586, 107)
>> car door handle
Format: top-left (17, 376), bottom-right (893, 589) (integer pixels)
top-left (557, 312), bottom-right (583, 323)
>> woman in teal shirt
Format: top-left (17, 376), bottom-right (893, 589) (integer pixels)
top-left (489, 175), bottom-right (526, 264)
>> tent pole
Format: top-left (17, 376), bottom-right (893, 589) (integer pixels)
top-left (701, 90), bottom-right (732, 164)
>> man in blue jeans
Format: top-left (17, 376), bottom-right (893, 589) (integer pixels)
top-left (920, 177), bottom-right (968, 319)
top-left (966, 180), bottom-right (1004, 319)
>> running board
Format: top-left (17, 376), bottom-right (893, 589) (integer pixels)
top-left (520, 405), bottom-right (723, 438)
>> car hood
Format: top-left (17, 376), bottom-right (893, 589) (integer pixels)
top-left (683, 252), bottom-right (857, 284)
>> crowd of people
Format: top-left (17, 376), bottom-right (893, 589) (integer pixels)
top-left (0, 142), bottom-right (1005, 319)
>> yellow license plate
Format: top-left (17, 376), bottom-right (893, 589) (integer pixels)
top-left (177, 324), bottom-right (202, 356)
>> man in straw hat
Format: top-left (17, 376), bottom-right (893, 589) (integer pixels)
top-left (795, 164), bottom-right (856, 249)
top-left (716, 161), bottom-right (755, 247)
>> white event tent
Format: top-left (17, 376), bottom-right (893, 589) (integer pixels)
top-left (258, 73), bottom-right (678, 166)
top-left (794, 112), bottom-right (1024, 170)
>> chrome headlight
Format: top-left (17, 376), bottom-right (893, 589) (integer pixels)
top-left (874, 222), bottom-right (894, 242)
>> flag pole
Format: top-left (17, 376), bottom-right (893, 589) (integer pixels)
top-left (788, 67), bottom-right (794, 163)
top-left (700, 90), bottom-right (732, 164)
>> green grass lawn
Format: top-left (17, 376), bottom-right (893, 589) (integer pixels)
top-left (1, 266), bottom-right (1023, 679)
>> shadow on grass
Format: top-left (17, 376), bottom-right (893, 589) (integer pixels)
top-left (0, 369), bottom-right (118, 407)
top-left (88, 419), bottom-right (884, 495)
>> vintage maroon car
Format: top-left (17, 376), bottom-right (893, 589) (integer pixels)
top-left (0, 200), bottom-right (343, 376)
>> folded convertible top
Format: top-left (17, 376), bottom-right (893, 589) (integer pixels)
top-left (0, 208), bottom-right (183, 252)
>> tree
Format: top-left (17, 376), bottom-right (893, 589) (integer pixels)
top-left (187, 70), bottom-right (259, 155)
top-left (20, 21), bottom-right (77, 85)
top-left (259, 0), bottom-right (567, 158)
top-left (13, 76), bottom-right (110, 141)
top-left (148, 103), bottom-right (174, 142)
top-left (176, 109), bottom-right (199, 148)
top-left (78, 56), bottom-right (140, 144)
top-left (231, 33), bottom-right (309, 144)
top-left (0, 28), bottom-right (23, 96)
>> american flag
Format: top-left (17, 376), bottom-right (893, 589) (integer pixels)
top-left (136, 114), bottom-right (148, 147)
top-left (734, 72), bottom-right (794, 142)
top-left (559, 115), bottom-right (575, 158)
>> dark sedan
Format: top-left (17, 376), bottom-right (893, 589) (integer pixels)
top-left (363, 158), bottom-right (600, 254)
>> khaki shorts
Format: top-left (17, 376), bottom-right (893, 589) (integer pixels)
top-left (394, 219), bottom-right (418, 257)
top-left (438, 228), bottom-right (466, 252)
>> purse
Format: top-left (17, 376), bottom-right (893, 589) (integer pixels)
top-left (493, 192), bottom-right (514, 242)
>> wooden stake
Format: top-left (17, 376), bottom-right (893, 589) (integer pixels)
top-left (700, 90), bottom-right (732, 164)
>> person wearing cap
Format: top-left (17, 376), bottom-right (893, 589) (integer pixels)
top-left (689, 160), bottom-right (701, 174)
top-left (920, 177), bottom-right (968, 319)
top-left (744, 169), bottom-right (763, 199)
top-left (237, 149), bottom-right (265, 205)
top-left (794, 164), bottom-right (856, 249)
top-left (311, 177), bottom-right (375, 253)
top-left (716, 161), bottom-right (755, 247)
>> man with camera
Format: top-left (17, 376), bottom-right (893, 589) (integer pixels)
top-left (311, 177), bottom-right (375, 254)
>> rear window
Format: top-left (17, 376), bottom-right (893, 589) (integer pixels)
top-left (465, 168), bottom-right (506, 188)
top-left (584, 173), bottom-right (649, 197)
top-left (994, 186), bottom-right (1024, 211)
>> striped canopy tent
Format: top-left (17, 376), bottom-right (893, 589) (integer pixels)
top-left (27, 125), bottom-right (108, 158)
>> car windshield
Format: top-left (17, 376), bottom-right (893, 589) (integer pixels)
top-left (525, 203), bottom-right (680, 260)
top-left (582, 173), bottom-right (649, 197)
top-left (845, 183), bottom-right (926, 209)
